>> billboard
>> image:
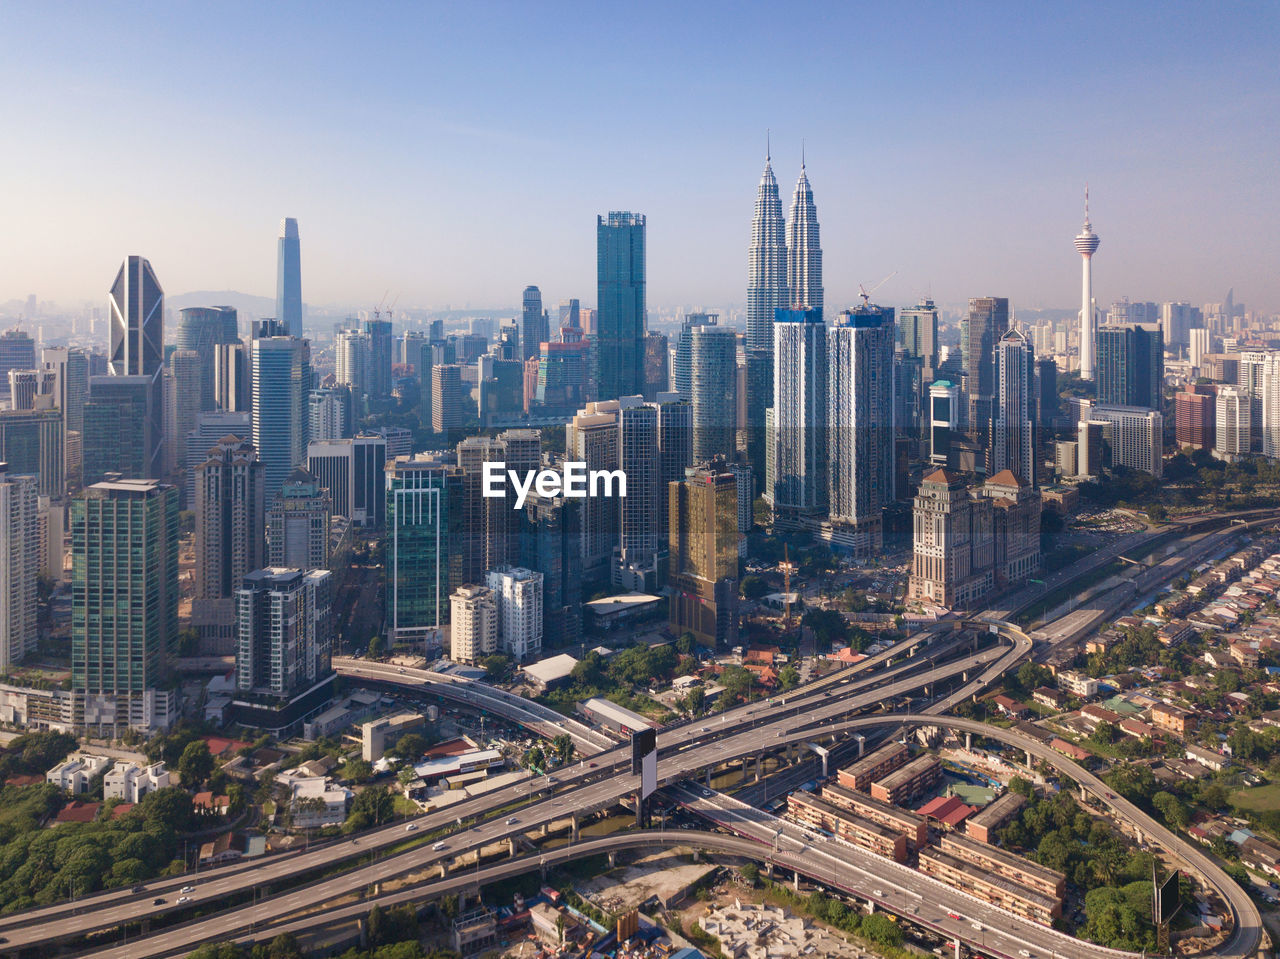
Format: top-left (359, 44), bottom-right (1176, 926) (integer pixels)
top-left (1154, 870), bottom-right (1180, 925)
top-left (631, 728), bottom-right (658, 799)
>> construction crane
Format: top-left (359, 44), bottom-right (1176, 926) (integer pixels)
top-left (857, 271), bottom-right (898, 308)
top-left (779, 544), bottom-right (798, 631)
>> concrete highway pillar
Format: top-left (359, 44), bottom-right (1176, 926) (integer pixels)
top-left (541, 823), bottom-right (548, 837)
top-left (608, 851), bottom-right (616, 868)
top-left (954, 937), bottom-right (962, 959)
top-left (571, 814), bottom-right (580, 842)
top-left (705, 767), bottom-right (711, 788)
top-left (755, 753), bottom-right (762, 782)
top-left (1025, 749), bottom-right (1033, 768)
top-left (962, 671), bottom-right (968, 682)
top-left (793, 870), bottom-right (800, 892)
top-left (766, 862), bottom-right (774, 878)
top-left (458, 890), bottom-right (467, 913)
top-left (508, 838), bottom-right (516, 858)
top-left (965, 732), bottom-right (972, 752)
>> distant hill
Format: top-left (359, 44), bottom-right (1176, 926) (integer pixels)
top-left (167, 290), bottom-right (278, 318)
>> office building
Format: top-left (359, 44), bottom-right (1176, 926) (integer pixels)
top-left (1161, 302), bottom-right (1199, 353)
top-left (962, 297), bottom-right (1008, 439)
top-left (0, 330), bottom-right (36, 399)
top-left (898, 298), bottom-right (939, 369)
top-left (176, 306), bottom-right (239, 411)
top-left (449, 584), bottom-right (497, 665)
top-left (521, 286), bottom-right (549, 364)
top-left (266, 468), bottom-right (331, 571)
top-left (768, 308), bottom-right (826, 514)
top-left (653, 391), bottom-right (693, 542)
top-left (364, 317), bottom-right (393, 403)
top-left (669, 465), bottom-right (739, 648)
top-left (642, 331), bottom-right (669, 401)
top-left (0, 408), bottom-right (63, 498)
top-left (1076, 421), bottom-right (1108, 478)
top-left (748, 151), bottom-right (789, 353)
top-left (431, 364), bottom-right (463, 433)
top-left (520, 482), bottom-right (583, 650)
top-left (308, 388), bottom-right (347, 442)
top-left (105, 256), bottom-right (165, 478)
top-left (928, 381), bottom-right (960, 467)
top-left (1075, 191), bottom-right (1101, 381)
top-left (994, 327), bottom-right (1035, 487)
top-left (674, 312), bottom-right (715, 401)
top-left (252, 335), bottom-right (311, 498)
top-left (616, 397), bottom-right (661, 582)
top-left (568, 401), bottom-right (622, 581)
top-left (7, 369), bottom-right (54, 411)
top-left (386, 454), bottom-right (459, 645)
top-left (690, 323), bottom-right (739, 462)
top-left (0, 464), bottom-right (38, 671)
top-left (42, 345), bottom-right (89, 444)
top-left (195, 436), bottom-right (265, 601)
top-left (454, 431), bottom-right (539, 585)
top-left (184, 410), bottom-right (251, 508)
top-left (276, 218), bottom-right (303, 338)
top-left (307, 434), bottom-right (387, 526)
top-left (1216, 385), bottom-right (1251, 461)
top-left (907, 469), bottom-right (995, 608)
top-left (166, 349), bottom-right (203, 481)
top-left (1175, 387), bottom-right (1215, 451)
top-left (1190, 328), bottom-right (1212, 370)
top-left (235, 567), bottom-right (332, 723)
top-left (828, 306), bottom-right (895, 554)
top-left (335, 327), bottom-right (372, 414)
top-left (214, 340), bottom-right (249, 412)
top-left (72, 478), bottom-right (178, 732)
top-left (1035, 358), bottom-right (1058, 427)
top-left (1079, 402), bottom-right (1163, 476)
top-left (786, 161), bottom-right (822, 311)
top-left (596, 212), bottom-right (646, 400)
top-left (981, 472), bottom-right (1043, 589)
top-left (1096, 323), bottom-right (1164, 411)
top-left (533, 341), bottom-right (591, 412)
top-left (486, 566), bottom-right (543, 662)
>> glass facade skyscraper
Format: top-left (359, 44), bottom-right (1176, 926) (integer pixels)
top-left (252, 336), bottom-right (311, 499)
top-left (596, 212), bottom-right (646, 401)
top-left (386, 453), bottom-right (459, 645)
top-left (768, 308), bottom-right (827, 513)
top-left (107, 256), bottom-right (165, 478)
top-left (276, 217), bottom-right (302, 338)
top-left (1097, 323), bottom-right (1164, 411)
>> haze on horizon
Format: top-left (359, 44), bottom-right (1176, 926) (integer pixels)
top-left (2, 1), bottom-right (1278, 316)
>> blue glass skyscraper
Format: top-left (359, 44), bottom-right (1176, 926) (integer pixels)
top-left (596, 212), bottom-right (646, 401)
top-left (276, 218), bottom-right (303, 338)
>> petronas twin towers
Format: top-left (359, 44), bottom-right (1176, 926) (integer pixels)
top-left (747, 150), bottom-right (823, 352)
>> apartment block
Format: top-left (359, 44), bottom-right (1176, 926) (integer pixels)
top-left (869, 753), bottom-right (941, 805)
top-left (836, 742), bottom-right (908, 792)
top-left (820, 781), bottom-right (929, 849)
top-left (786, 790), bottom-right (908, 862)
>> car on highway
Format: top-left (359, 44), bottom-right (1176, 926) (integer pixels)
top-left (406, 823), bottom-right (418, 831)
top-left (947, 912), bottom-right (960, 920)
top-left (506, 817), bottom-right (518, 825)
top-left (874, 889), bottom-right (884, 897)
top-left (131, 885), bottom-right (146, 893)
top-left (177, 896), bottom-right (191, 904)
top-left (153, 898), bottom-right (165, 905)
top-left (971, 922), bottom-right (982, 931)
top-left (701, 788), bottom-right (712, 797)
top-left (433, 841), bottom-right (447, 851)
top-left (180, 885), bottom-right (195, 893)
top-left (1019, 951), bottom-right (1032, 957)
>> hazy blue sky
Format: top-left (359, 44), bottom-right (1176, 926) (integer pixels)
top-left (2, 1), bottom-right (1278, 315)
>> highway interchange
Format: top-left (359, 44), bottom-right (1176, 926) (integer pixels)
top-left (6, 508), bottom-right (1277, 958)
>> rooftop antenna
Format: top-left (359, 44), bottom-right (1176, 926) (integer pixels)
top-left (766, 128), bottom-right (771, 162)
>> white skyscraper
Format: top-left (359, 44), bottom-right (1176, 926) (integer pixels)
top-left (768, 308), bottom-right (826, 513)
top-left (0, 464), bottom-right (38, 670)
top-left (486, 566), bottom-right (543, 663)
top-left (785, 160), bottom-right (823, 312)
top-left (827, 306), bottom-right (895, 553)
top-left (449, 584), bottom-right (497, 665)
top-left (1075, 189), bottom-right (1101, 381)
top-left (1216, 385), bottom-right (1252, 461)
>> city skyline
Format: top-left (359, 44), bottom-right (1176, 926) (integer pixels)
top-left (1, 3), bottom-right (1277, 314)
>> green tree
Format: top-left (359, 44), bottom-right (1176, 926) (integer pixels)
top-left (739, 863), bottom-right (759, 886)
top-left (178, 740), bottom-right (215, 788)
top-left (684, 685), bottom-right (707, 717)
top-left (1152, 791), bottom-right (1189, 830)
top-left (741, 575), bottom-right (768, 600)
top-left (861, 914), bottom-right (903, 947)
top-left (345, 786), bottom-right (395, 833)
top-left (551, 734), bottom-right (575, 766)
top-left (368, 634), bottom-right (384, 659)
top-left (719, 665), bottom-right (754, 704)
top-left (778, 665), bottom-right (800, 690)
top-left (388, 733), bottom-right (431, 761)
top-left (481, 654), bottom-right (512, 683)
top-left (340, 759), bottom-right (373, 783)
top-left (676, 632), bottom-right (697, 656)
top-left (266, 933), bottom-right (304, 959)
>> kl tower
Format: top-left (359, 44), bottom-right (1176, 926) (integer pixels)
top-left (1075, 187), bottom-right (1101, 381)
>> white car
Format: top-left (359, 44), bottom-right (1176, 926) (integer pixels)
top-left (180, 886), bottom-right (195, 893)
top-left (177, 896), bottom-right (191, 904)
top-left (701, 788), bottom-right (712, 797)
top-left (1019, 951), bottom-right (1032, 957)
top-left (971, 922), bottom-right (983, 931)
top-left (406, 823), bottom-right (418, 831)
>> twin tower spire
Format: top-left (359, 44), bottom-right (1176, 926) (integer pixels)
top-left (747, 147), bottom-right (823, 353)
